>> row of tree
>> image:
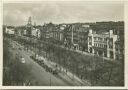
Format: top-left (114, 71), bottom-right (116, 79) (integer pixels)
top-left (3, 37), bottom-right (33, 86)
top-left (10, 34), bottom-right (124, 86)
top-left (21, 36), bottom-right (124, 86)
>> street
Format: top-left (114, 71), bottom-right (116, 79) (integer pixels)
top-left (10, 39), bottom-right (85, 86)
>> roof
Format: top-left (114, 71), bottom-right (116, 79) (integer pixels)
top-left (7, 26), bottom-right (15, 29)
top-left (93, 33), bottom-right (109, 38)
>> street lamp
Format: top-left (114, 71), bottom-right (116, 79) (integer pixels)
top-left (49, 73), bottom-right (51, 86)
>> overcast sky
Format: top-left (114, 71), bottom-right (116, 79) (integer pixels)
top-left (3, 1), bottom-right (124, 26)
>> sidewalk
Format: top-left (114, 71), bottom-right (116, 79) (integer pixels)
top-left (62, 45), bottom-right (113, 61)
top-left (13, 39), bottom-right (91, 86)
top-left (43, 58), bottom-right (91, 86)
top-left (76, 50), bottom-right (114, 61)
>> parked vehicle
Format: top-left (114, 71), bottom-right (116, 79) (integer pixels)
top-left (30, 55), bottom-right (38, 61)
top-left (21, 57), bottom-right (25, 63)
top-left (19, 47), bottom-right (22, 50)
top-left (52, 69), bottom-right (59, 75)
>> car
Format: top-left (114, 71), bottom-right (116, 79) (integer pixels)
top-left (21, 57), bottom-right (25, 63)
top-left (19, 47), bottom-right (22, 50)
top-left (30, 55), bottom-right (34, 59)
top-left (43, 64), bottom-right (47, 69)
top-left (38, 60), bottom-right (44, 65)
top-left (52, 69), bottom-right (59, 75)
top-left (12, 45), bottom-right (15, 49)
top-left (47, 67), bottom-right (53, 72)
top-left (30, 55), bottom-right (38, 61)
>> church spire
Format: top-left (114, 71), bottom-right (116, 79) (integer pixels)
top-left (28, 16), bottom-right (32, 25)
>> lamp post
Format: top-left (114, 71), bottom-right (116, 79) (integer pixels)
top-left (49, 73), bottom-right (51, 86)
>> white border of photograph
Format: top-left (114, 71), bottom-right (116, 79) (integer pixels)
top-left (0, 0), bottom-right (128, 89)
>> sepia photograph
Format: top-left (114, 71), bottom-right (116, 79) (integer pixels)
top-left (2, 1), bottom-right (124, 86)
top-left (1, 89), bottom-right (127, 90)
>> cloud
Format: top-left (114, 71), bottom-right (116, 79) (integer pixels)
top-left (3, 1), bottom-right (124, 26)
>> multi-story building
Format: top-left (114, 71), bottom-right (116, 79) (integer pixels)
top-left (41, 22), bottom-right (55, 39)
top-left (31, 28), bottom-right (41, 38)
top-left (41, 23), bottom-right (65, 44)
top-left (52, 25), bottom-right (64, 41)
top-left (64, 24), bottom-right (90, 50)
top-left (88, 29), bottom-right (118, 59)
top-left (5, 26), bottom-right (15, 35)
top-left (15, 26), bottom-right (27, 36)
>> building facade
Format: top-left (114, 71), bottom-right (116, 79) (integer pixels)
top-left (41, 23), bottom-right (64, 44)
top-left (52, 25), bottom-right (64, 41)
top-left (5, 26), bottom-right (15, 35)
top-left (41, 23), bottom-right (55, 39)
top-left (15, 26), bottom-right (27, 36)
top-left (64, 24), bottom-right (90, 50)
top-left (31, 28), bottom-right (41, 38)
top-left (88, 29), bottom-right (118, 59)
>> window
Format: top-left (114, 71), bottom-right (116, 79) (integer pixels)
top-left (104, 38), bottom-right (107, 41)
top-left (101, 44), bottom-right (103, 48)
top-left (89, 42), bottom-right (92, 45)
top-left (101, 38), bottom-right (103, 41)
top-left (104, 51), bottom-right (107, 57)
top-left (94, 37), bottom-right (95, 41)
top-left (109, 38), bottom-right (113, 49)
top-left (109, 45), bottom-right (113, 49)
top-left (89, 37), bottom-right (92, 41)
top-left (94, 37), bottom-right (97, 41)
top-left (99, 38), bottom-right (101, 41)
top-left (98, 37), bottom-right (100, 41)
top-left (110, 51), bottom-right (113, 59)
top-left (100, 44), bottom-right (101, 47)
top-left (104, 45), bottom-right (106, 48)
top-left (103, 38), bottom-right (105, 41)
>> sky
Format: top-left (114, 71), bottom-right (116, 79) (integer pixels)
top-left (3, 1), bottom-right (124, 26)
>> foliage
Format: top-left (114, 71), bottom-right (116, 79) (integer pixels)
top-left (3, 38), bottom-right (31, 85)
top-left (9, 34), bottom-right (124, 86)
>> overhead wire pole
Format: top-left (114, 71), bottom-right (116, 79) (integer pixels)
top-left (46, 35), bottom-right (52, 86)
top-left (49, 73), bottom-right (51, 86)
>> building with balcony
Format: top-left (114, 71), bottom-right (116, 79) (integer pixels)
top-left (88, 29), bottom-right (118, 59)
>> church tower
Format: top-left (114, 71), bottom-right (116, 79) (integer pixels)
top-left (26, 16), bottom-right (33, 36)
top-left (27, 16), bottom-right (32, 26)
